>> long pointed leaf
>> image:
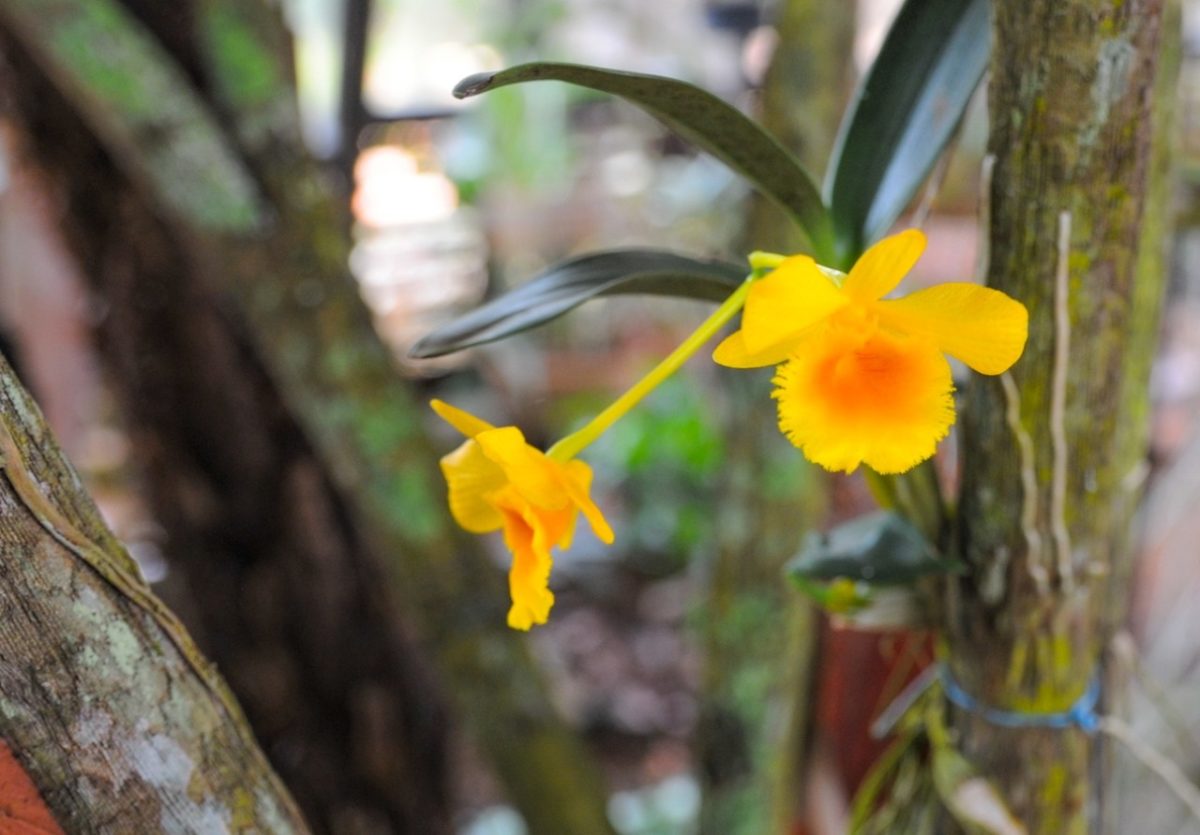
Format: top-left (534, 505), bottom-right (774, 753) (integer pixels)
top-left (825, 0), bottom-right (989, 263)
top-left (410, 249), bottom-right (746, 358)
top-left (455, 63), bottom-right (836, 258)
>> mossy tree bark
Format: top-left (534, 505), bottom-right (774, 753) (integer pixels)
top-left (949, 1), bottom-right (1169, 830)
top-left (0, 0), bottom-right (616, 832)
top-left (0, 352), bottom-right (309, 830)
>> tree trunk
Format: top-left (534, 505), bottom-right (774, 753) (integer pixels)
top-left (949, 1), bottom-right (1168, 830)
top-left (0, 351), bottom-right (309, 830)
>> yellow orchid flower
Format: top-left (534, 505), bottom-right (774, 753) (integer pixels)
top-left (431, 399), bottom-right (614, 630)
top-left (713, 229), bottom-right (1028, 474)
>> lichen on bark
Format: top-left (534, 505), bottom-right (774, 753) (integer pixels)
top-left (0, 353), bottom-right (308, 831)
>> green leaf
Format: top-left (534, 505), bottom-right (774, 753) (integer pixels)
top-left (788, 511), bottom-right (960, 586)
top-left (409, 249), bottom-right (746, 358)
top-left (824, 0), bottom-right (989, 263)
top-left (455, 62), bottom-right (835, 257)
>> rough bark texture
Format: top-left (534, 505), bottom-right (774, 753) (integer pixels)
top-left (0, 352), bottom-right (309, 831)
top-left (0, 0), bottom-right (617, 832)
top-left (949, 1), bottom-right (1167, 831)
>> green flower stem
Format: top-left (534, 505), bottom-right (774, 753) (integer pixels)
top-left (547, 277), bottom-right (755, 461)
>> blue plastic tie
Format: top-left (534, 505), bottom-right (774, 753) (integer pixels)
top-left (939, 664), bottom-right (1100, 734)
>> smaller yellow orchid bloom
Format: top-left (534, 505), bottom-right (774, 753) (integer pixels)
top-left (714, 229), bottom-right (1028, 474)
top-left (432, 399), bottom-right (614, 630)
top-left (432, 276), bottom-right (759, 629)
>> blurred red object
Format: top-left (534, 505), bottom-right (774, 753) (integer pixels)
top-left (0, 739), bottom-right (64, 834)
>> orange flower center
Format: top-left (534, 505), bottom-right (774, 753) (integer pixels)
top-left (772, 320), bottom-right (955, 474)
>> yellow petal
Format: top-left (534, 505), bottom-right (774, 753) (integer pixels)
top-left (495, 493), bottom-right (573, 630)
top-left (739, 255), bottom-right (848, 354)
top-left (475, 427), bottom-right (569, 509)
top-left (876, 283), bottom-right (1029, 375)
top-left (497, 505), bottom-right (555, 630)
top-left (431, 399), bottom-right (496, 438)
top-left (841, 228), bottom-right (926, 302)
top-left (712, 330), bottom-right (799, 369)
top-left (772, 323), bottom-right (955, 474)
top-left (439, 439), bottom-right (506, 533)
top-left (561, 459), bottom-right (615, 544)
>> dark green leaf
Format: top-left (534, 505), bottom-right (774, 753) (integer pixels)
top-left (825, 0), bottom-right (989, 263)
top-left (788, 510), bottom-right (960, 585)
top-left (455, 62), bottom-right (835, 257)
top-left (409, 249), bottom-right (746, 358)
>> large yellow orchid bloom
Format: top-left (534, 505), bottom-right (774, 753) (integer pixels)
top-left (714, 229), bottom-right (1028, 474)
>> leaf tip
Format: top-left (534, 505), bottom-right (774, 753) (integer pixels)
top-left (407, 336), bottom-right (441, 359)
top-left (453, 72), bottom-right (497, 99)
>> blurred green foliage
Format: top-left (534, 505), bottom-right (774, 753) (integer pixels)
top-left (573, 374), bottom-right (724, 573)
